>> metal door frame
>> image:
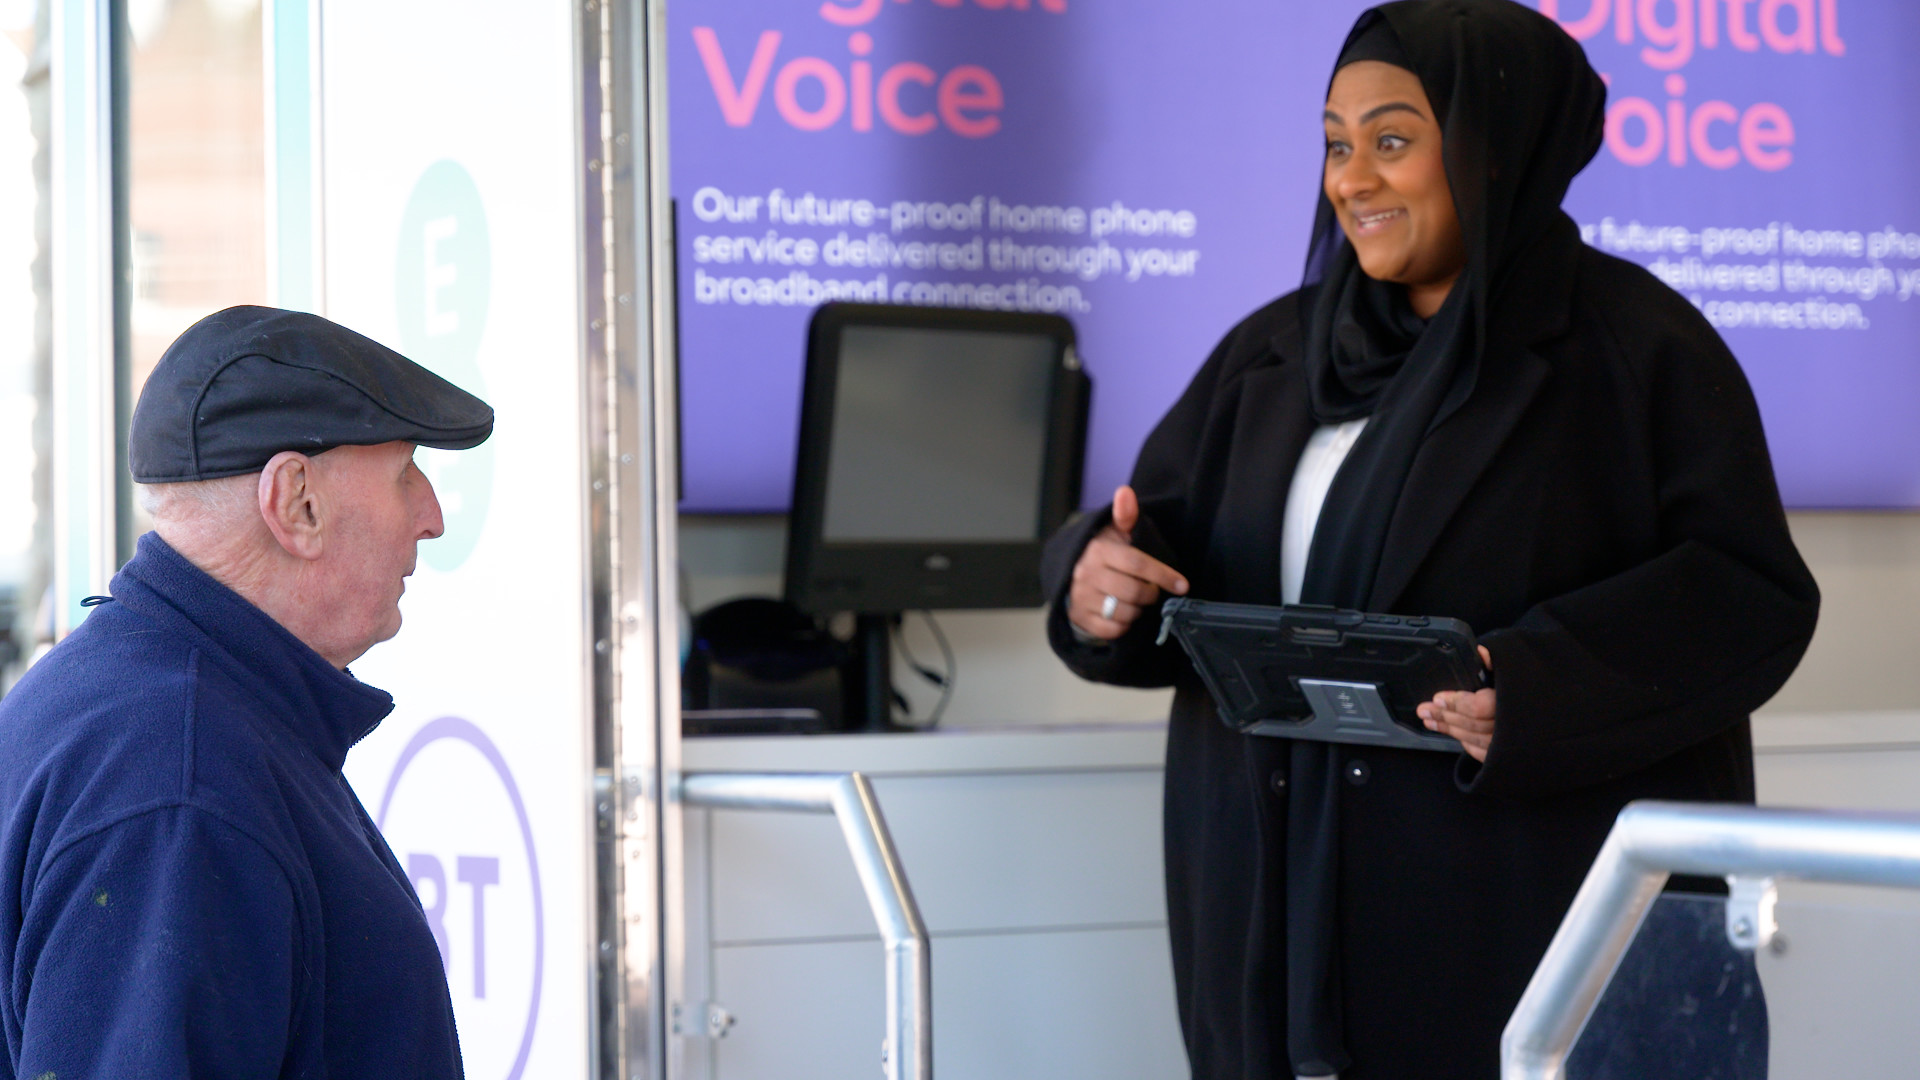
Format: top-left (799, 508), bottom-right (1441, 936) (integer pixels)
top-left (47, 0), bottom-right (119, 634)
top-left (586, 0), bottom-right (682, 1076)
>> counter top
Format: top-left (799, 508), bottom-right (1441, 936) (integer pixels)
top-left (680, 721), bottom-right (1166, 775)
top-left (1753, 710), bottom-right (1920, 752)
top-left (677, 711), bottom-right (1920, 776)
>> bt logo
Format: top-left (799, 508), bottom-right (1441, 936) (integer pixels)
top-left (378, 717), bottom-right (544, 1080)
top-left (408, 853), bottom-right (502, 998)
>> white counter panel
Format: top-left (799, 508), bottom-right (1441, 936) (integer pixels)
top-left (709, 927), bottom-right (1184, 1080)
top-left (1752, 711), bottom-right (1920, 1079)
top-left (708, 767), bottom-right (1165, 942)
top-left (682, 725), bottom-right (1186, 1080)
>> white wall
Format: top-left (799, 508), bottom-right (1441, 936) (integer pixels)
top-left (678, 514), bottom-right (1172, 727)
top-left (1762, 513), bottom-right (1920, 715)
top-left (680, 511), bottom-right (1920, 730)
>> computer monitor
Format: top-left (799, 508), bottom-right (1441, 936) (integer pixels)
top-left (785, 302), bottom-right (1090, 729)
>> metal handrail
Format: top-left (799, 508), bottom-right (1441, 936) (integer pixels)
top-left (1503, 800), bottom-right (1920, 1080)
top-left (680, 771), bottom-right (932, 1080)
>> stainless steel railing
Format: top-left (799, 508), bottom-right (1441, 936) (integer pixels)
top-left (679, 771), bottom-right (932, 1080)
top-left (1503, 800), bottom-right (1920, 1080)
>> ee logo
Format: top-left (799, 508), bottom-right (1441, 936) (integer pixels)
top-left (396, 159), bottom-right (495, 572)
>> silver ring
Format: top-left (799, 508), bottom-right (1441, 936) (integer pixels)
top-left (1100, 594), bottom-right (1119, 620)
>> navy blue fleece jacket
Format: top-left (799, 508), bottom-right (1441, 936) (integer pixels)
top-left (0, 533), bottom-right (463, 1079)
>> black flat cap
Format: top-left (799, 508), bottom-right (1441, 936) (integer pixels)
top-left (130, 306), bottom-right (494, 483)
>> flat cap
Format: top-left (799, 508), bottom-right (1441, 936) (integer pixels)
top-left (130, 305), bottom-right (494, 483)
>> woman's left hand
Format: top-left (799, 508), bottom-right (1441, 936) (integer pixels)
top-left (1419, 646), bottom-right (1497, 762)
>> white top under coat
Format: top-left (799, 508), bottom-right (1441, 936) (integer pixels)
top-left (1071, 417), bottom-right (1366, 642)
top-left (1280, 418), bottom-right (1369, 606)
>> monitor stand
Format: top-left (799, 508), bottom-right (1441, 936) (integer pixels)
top-left (849, 612), bottom-right (899, 733)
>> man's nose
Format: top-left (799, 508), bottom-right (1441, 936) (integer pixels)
top-left (417, 476), bottom-right (446, 540)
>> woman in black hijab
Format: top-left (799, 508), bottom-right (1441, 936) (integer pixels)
top-left (1042, 1), bottom-right (1819, 1077)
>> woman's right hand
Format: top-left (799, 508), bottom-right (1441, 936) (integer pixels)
top-left (1067, 486), bottom-right (1190, 640)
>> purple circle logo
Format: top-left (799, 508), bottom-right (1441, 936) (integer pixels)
top-left (377, 716), bottom-right (544, 1080)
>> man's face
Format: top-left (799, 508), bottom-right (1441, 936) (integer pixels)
top-left (312, 441), bottom-right (445, 662)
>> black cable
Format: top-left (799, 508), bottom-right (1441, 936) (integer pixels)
top-left (887, 616), bottom-right (929, 727)
top-left (922, 611), bottom-right (955, 727)
top-left (891, 611), bottom-right (955, 728)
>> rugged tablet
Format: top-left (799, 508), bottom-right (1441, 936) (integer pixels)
top-left (1157, 597), bottom-right (1487, 752)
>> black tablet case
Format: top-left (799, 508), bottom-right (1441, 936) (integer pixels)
top-left (1157, 597), bottom-right (1485, 752)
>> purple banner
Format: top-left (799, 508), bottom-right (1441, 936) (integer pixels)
top-left (671, 0), bottom-right (1920, 512)
top-left (1554, 0), bottom-right (1920, 508)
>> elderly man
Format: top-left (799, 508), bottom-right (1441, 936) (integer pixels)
top-left (0, 307), bottom-right (492, 1079)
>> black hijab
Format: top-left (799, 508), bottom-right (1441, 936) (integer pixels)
top-left (1279, 3), bottom-right (1606, 1074)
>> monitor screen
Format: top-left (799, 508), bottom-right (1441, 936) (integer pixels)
top-left (821, 326), bottom-right (1056, 544)
top-left (786, 303), bottom-right (1088, 619)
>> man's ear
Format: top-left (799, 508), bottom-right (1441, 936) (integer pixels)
top-left (259, 451), bottom-right (324, 560)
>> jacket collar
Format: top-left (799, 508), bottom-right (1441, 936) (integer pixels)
top-left (109, 532), bottom-right (394, 772)
top-left (1366, 216), bottom-right (1582, 611)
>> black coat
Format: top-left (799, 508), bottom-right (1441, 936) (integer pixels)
top-left (1042, 232), bottom-right (1819, 1080)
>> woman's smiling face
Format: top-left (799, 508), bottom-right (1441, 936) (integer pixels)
top-left (1323, 60), bottom-right (1466, 317)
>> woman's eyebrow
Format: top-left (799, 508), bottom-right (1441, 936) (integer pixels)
top-left (1325, 101), bottom-right (1427, 126)
top-left (1360, 101), bottom-right (1425, 124)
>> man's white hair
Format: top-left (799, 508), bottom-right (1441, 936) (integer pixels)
top-left (136, 473), bottom-right (261, 532)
